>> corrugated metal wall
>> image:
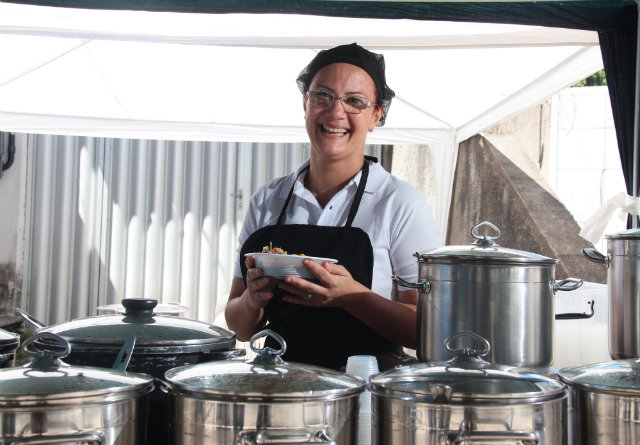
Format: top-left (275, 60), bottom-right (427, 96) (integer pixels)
top-left (21, 134), bottom-right (381, 326)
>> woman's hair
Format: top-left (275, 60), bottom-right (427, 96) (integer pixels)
top-left (296, 42), bottom-right (395, 127)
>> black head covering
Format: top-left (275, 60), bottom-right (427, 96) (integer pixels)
top-left (296, 42), bottom-right (395, 127)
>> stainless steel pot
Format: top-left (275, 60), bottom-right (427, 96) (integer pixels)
top-left (17, 298), bottom-right (243, 445)
top-left (396, 221), bottom-right (583, 369)
top-left (0, 332), bottom-right (154, 445)
top-left (558, 358), bottom-right (640, 444)
top-left (583, 228), bottom-right (640, 359)
top-left (369, 331), bottom-right (568, 445)
top-left (161, 329), bottom-right (365, 445)
top-left (0, 328), bottom-right (19, 368)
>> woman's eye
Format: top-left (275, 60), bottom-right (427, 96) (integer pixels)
top-left (345, 96), bottom-right (367, 108)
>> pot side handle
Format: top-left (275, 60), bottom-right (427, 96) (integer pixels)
top-left (237, 429), bottom-right (336, 445)
top-left (392, 276), bottom-right (431, 293)
top-left (445, 430), bottom-right (538, 445)
top-left (2, 431), bottom-right (105, 445)
top-left (582, 248), bottom-right (609, 266)
top-left (555, 299), bottom-right (595, 320)
top-left (554, 278), bottom-right (583, 292)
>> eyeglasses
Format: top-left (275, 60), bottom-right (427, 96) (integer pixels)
top-left (306, 89), bottom-right (379, 114)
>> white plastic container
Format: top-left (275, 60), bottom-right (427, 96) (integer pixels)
top-left (346, 355), bottom-right (379, 445)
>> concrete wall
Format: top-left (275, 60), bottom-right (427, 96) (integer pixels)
top-left (447, 133), bottom-right (606, 283)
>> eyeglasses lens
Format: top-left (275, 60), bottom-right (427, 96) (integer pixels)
top-left (308, 91), bottom-right (369, 114)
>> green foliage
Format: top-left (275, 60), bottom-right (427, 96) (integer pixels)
top-left (572, 69), bottom-right (607, 87)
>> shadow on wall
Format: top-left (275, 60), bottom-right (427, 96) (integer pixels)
top-left (447, 134), bottom-right (606, 283)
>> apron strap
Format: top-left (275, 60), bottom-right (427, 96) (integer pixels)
top-left (277, 159), bottom-right (370, 227)
top-left (346, 160), bottom-right (368, 228)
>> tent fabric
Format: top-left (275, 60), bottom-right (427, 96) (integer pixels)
top-left (3, 0), bottom-right (635, 196)
top-left (0, 4), bottom-right (604, 145)
top-left (0, 0), bottom-right (635, 205)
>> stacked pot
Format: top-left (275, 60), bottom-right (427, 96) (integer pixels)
top-left (161, 329), bottom-right (365, 445)
top-left (378, 221), bottom-right (587, 444)
top-left (562, 227), bottom-right (640, 444)
top-left (395, 221), bottom-right (583, 370)
top-left (369, 331), bottom-right (568, 445)
top-left (0, 332), bottom-right (154, 445)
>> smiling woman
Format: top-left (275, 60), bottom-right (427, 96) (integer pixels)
top-left (225, 42), bottom-right (444, 371)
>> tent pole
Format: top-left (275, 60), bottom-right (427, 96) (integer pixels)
top-left (634, 1), bottom-right (640, 228)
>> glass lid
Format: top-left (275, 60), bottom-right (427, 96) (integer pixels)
top-left (0, 333), bottom-right (154, 403)
top-left (164, 330), bottom-right (365, 402)
top-left (417, 221), bottom-right (557, 265)
top-left (369, 331), bottom-right (565, 403)
top-left (606, 228), bottom-right (640, 240)
top-left (37, 299), bottom-right (236, 348)
top-left (558, 359), bottom-right (640, 394)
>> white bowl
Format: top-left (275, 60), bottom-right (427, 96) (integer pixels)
top-left (245, 253), bottom-right (337, 279)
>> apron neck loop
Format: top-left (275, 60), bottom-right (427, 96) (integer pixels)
top-left (277, 159), bottom-right (371, 226)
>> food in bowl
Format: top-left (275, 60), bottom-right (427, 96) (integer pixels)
top-left (246, 245), bottom-right (337, 279)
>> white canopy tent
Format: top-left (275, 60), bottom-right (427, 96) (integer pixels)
top-left (0, 2), bottom-right (604, 232)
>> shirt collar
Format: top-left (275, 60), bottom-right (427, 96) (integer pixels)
top-left (282, 158), bottom-right (384, 199)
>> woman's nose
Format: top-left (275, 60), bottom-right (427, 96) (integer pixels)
top-left (328, 97), bottom-right (347, 116)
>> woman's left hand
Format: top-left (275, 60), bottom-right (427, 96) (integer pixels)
top-left (277, 259), bottom-right (369, 308)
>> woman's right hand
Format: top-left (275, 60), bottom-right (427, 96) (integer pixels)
top-left (243, 255), bottom-right (276, 309)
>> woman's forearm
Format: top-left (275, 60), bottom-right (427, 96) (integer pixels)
top-left (342, 291), bottom-right (417, 349)
top-left (225, 277), bottom-right (265, 341)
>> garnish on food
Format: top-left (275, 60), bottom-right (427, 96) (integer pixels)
top-left (260, 242), bottom-right (305, 256)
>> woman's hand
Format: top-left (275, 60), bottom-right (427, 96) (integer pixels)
top-left (277, 259), bottom-right (369, 308)
top-left (243, 255), bottom-right (277, 309)
top-left (225, 255), bottom-right (277, 341)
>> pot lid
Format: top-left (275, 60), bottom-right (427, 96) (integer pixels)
top-left (97, 301), bottom-right (189, 316)
top-left (369, 331), bottom-right (565, 404)
top-left (417, 221), bottom-right (557, 265)
top-left (0, 328), bottom-right (19, 348)
top-left (36, 299), bottom-right (235, 350)
top-left (164, 330), bottom-right (365, 402)
top-left (0, 333), bottom-right (154, 406)
top-left (606, 228), bottom-right (640, 240)
top-left (558, 359), bottom-right (640, 395)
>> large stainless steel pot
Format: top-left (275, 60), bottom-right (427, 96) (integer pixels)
top-left (369, 331), bottom-right (568, 445)
top-left (0, 328), bottom-right (19, 368)
top-left (558, 358), bottom-right (640, 444)
top-left (0, 332), bottom-right (154, 445)
top-left (17, 298), bottom-right (243, 445)
top-left (396, 221), bottom-right (583, 369)
top-left (161, 329), bottom-right (365, 445)
top-left (583, 228), bottom-right (640, 359)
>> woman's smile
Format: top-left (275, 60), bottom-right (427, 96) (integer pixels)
top-left (321, 124), bottom-right (349, 136)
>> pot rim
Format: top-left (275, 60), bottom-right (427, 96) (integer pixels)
top-left (162, 329), bottom-right (366, 403)
top-left (558, 359), bottom-right (640, 396)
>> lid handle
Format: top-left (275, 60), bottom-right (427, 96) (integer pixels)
top-left (21, 332), bottom-right (71, 369)
top-left (471, 221), bottom-right (501, 247)
top-left (121, 298), bottom-right (158, 317)
top-left (250, 329), bottom-right (287, 365)
top-left (445, 330), bottom-right (491, 358)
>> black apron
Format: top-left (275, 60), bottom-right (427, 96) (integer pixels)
top-left (240, 159), bottom-right (398, 370)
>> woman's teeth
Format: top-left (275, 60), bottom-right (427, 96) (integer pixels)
top-left (322, 125), bottom-right (348, 135)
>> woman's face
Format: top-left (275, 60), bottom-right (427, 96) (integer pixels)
top-left (303, 63), bottom-right (382, 162)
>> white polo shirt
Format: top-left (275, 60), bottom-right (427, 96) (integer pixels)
top-left (234, 159), bottom-right (443, 300)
